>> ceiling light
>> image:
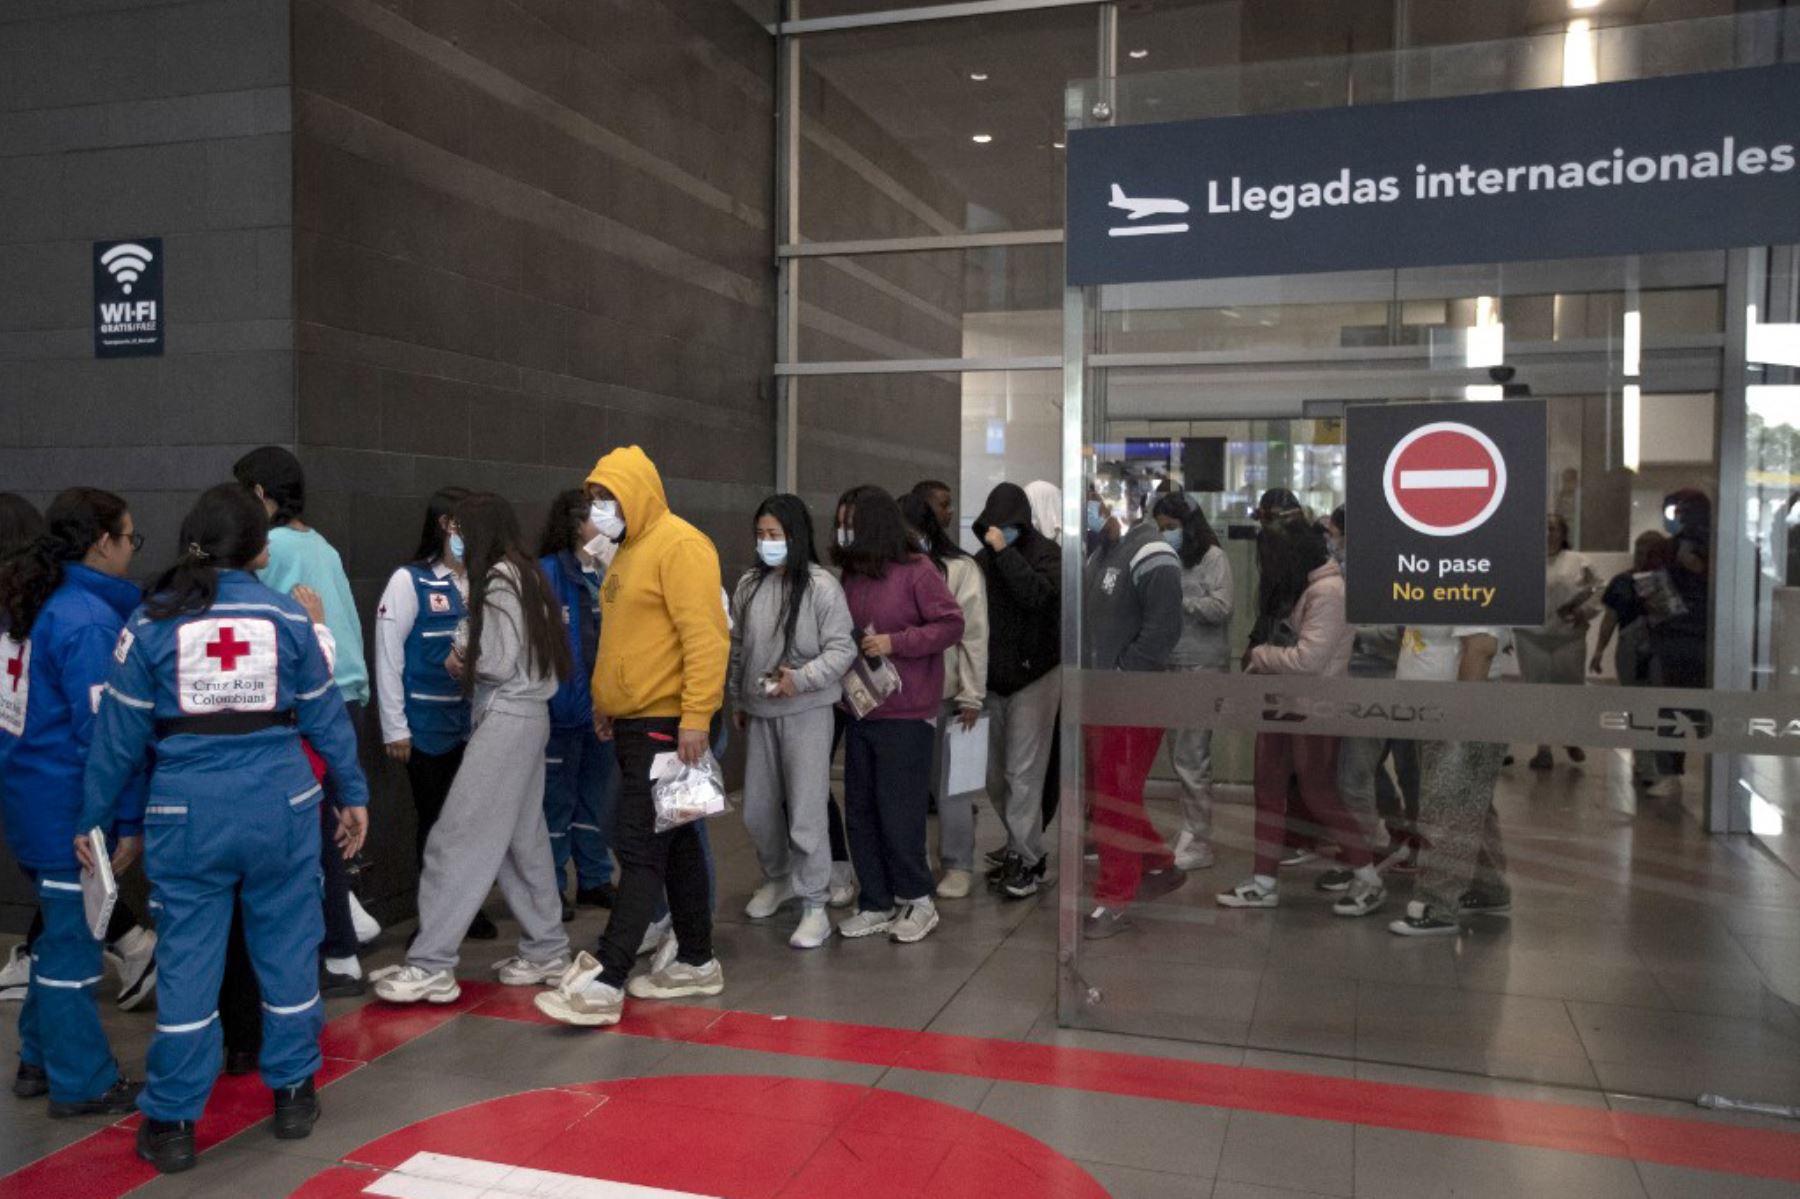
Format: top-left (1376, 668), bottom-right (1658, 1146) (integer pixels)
top-left (1051, 141), bottom-right (1066, 149)
top-left (1569, 0), bottom-right (1602, 9)
top-left (1128, 49), bottom-right (1150, 59)
top-left (971, 133), bottom-right (993, 144)
top-left (969, 72), bottom-right (988, 81)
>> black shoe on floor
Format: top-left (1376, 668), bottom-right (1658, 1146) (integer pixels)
top-left (13, 1062), bottom-right (47, 1099)
top-left (320, 964), bottom-right (366, 1000)
top-left (467, 911), bottom-right (499, 941)
top-left (1000, 857), bottom-right (1041, 901)
top-left (224, 1049), bottom-right (259, 1077)
top-left (984, 848), bottom-right (1008, 869)
top-left (986, 851), bottom-right (1020, 888)
top-left (49, 1076), bottom-right (141, 1118)
top-left (561, 902), bottom-right (575, 924)
top-left (271, 1077), bottom-right (319, 1140)
top-left (137, 1117), bottom-right (196, 1174)
top-left (575, 883), bottom-right (617, 909)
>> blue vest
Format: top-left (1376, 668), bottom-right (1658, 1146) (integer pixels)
top-left (401, 566), bottom-right (470, 755)
top-left (540, 552), bottom-right (601, 730)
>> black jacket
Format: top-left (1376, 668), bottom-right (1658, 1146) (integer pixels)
top-left (972, 483), bottom-right (1061, 695)
top-left (1083, 520), bottom-right (1183, 672)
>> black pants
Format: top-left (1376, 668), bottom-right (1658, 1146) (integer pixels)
top-left (405, 744), bottom-right (466, 868)
top-left (317, 700), bottom-right (365, 959)
top-left (824, 708), bottom-right (852, 863)
top-left (219, 901), bottom-right (261, 1057)
top-left (844, 718), bottom-right (935, 912)
top-left (1040, 717), bottom-right (1061, 827)
top-left (596, 718), bottom-right (714, 988)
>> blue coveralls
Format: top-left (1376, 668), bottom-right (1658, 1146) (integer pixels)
top-left (539, 551), bottom-right (617, 890)
top-left (81, 571), bottom-right (368, 1123)
top-left (399, 564), bottom-right (470, 757)
top-left (0, 565), bottom-right (145, 1104)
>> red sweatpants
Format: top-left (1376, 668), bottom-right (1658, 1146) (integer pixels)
top-left (1252, 732), bottom-right (1372, 877)
top-left (1084, 725), bottom-right (1174, 905)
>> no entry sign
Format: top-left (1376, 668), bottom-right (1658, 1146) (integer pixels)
top-left (1347, 400), bottom-right (1546, 626)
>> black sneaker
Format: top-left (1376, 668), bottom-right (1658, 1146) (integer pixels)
top-left (49, 1076), bottom-right (141, 1118)
top-left (986, 851), bottom-right (1021, 889)
top-left (1082, 906), bottom-right (1132, 939)
top-left (224, 1049), bottom-right (259, 1077)
top-left (983, 848), bottom-right (1008, 869)
top-left (575, 883), bottom-right (617, 909)
top-left (271, 1077), bottom-right (319, 1140)
top-left (13, 1062), bottom-right (47, 1099)
top-left (1458, 890), bottom-right (1513, 916)
top-left (1388, 900), bottom-right (1460, 937)
top-left (467, 911), bottom-right (499, 941)
top-left (999, 857), bottom-right (1040, 901)
top-left (137, 1117), bottom-right (197, 1174)
top-left (1315, 868), bottom-right (1355, 894)
top-left (320, 963), bottom-right (366, 1000)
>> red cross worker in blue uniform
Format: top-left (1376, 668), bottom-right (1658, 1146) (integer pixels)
top-left (81, 484), bottom-right (370, 1176)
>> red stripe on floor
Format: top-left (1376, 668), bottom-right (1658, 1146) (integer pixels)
top-left (473, 991), bottom-right (1800, 1184)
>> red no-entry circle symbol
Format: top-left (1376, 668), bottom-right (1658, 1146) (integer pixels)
top-left (287, 1074), bottom-right (1108, 1199)
top-left (1382, 421), bottom-right (1507, 537)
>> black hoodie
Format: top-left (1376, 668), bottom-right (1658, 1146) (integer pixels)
top-left (972, 483), bottom-right (1061, 695)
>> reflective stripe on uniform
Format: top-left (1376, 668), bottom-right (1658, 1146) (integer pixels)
top-left (35, 973), bottom-right (104, 989)
top-left (297, 681), bottom-right (334, 701)
top-left (211, 603), bottom-right (309, 625)
top-left (39, 880), bottom-right (82, 894)
top-left (409, 693), bottom-right (462, 703)
top-left (105, 684), bottom-right (154, 710)
top-left (156, 1011), bottom-right (220, 1035)
top-left (146, 805), bottom-right (187, 816)
top-left (288, 784), bottom-right (323, 808)
top-left (261, 993), bottom-right (321, 1017)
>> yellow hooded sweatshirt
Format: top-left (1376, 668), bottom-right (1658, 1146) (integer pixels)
top-left (586, 446), bottom-right (728, 731)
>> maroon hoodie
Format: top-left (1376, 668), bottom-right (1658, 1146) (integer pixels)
top-left (840, 555), bottom-right (966, 722)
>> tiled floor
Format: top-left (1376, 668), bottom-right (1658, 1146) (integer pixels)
top-left (0, 743), bottom-right (1796, 1197)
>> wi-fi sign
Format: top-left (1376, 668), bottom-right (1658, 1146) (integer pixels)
top-left (94, 237), bottom-right (164, 358)
top-left (100, 242), bottom-right (154, 294)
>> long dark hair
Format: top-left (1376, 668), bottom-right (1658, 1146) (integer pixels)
top-left (743, 494), bottom-right (819, 662)
top-left (233, 446), bottom-right (305, 526)
top-left (1257, 513), bottom-right (1328, 622)
top-left (897, 491), bottom-right (966, 578)
top-left (0, 488), bottom-right (131, 639)
top-left (535, 488), bottom-right (590, 559)
top-left (454, 492), bottom-right (570, 695)
top-left (0, 494), bottom-right (45, 562)
top-left (145, 485), bottom-right (268, 621)
top-left (413, 485), bottom-right (470, 564)
top-left (832, 485), bottom-right (914, 580)
top-left (1151, 492), bottom-right (1219, 570)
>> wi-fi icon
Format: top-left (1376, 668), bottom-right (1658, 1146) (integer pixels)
top-left (100, 243), bottom-right (154, 296)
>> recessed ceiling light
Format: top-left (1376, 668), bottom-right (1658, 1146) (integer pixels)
top-left (969, 72), bottom-right (989, 81)
top-left (1569, 0), bottom-right (1602, 9)
top-left (972, 133), bottom-right (993, 144)
top-left (1128, 49), bottom-right (1150, 59)
top-left (1052, 141), bottom-right (1066, 149)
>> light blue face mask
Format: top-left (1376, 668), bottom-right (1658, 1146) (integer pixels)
top-left (1001, 526), bottom-right (1022, 547)
top-left (1161, 529), bottom-right (1183, 551)
top-left (447, 532), bottom-right (465, 562)
top-left (757, 538), bottom-right (788, 568)
top-left (1086, 501), bottom-right (1103, 533)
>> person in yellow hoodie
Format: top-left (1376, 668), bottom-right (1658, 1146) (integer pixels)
top-left (537, 447), bottom-right (730, 1028)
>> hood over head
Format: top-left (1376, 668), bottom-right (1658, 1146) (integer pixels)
top-left (585, 446), bottom-right (668, 544)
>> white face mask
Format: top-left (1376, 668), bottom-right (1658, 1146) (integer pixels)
top-left (590, 499), bottom-right (625, 541)
top-left (836, 528), bottom-right (853, 549)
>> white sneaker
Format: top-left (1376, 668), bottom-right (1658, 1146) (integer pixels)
top-left (828, 862), bottom-right (857, 909)
top-left (627, 957), bottom-right (724, 1000)
top-left (0, 945), bottom-right (26, 1002)
top-left (636, 915), bottom-right (673, 957)
top-left (935, 869), bottom-right (973, 900)
top-left (493, 955), bottom-right (573, 986)
top-left (790, 905), bottom-right (832, 950)
top-left (745, 877), bottom-right (796, 920)
top-left (348, 893), bottom-right (382, 945)
top-left (837, 908), bottom-right (895, 939)
top-left (105, 927), bottom-right (157, 1011)
top-left (888, 900), bottom-right (939, 944)
top-left (535, 953), bottom-right (623, 1027)
top-left (1332, 879), bottom-right (1387, 918)
top-left (372, 964), bottom-right (461, 1005)
top-left (1216, 879), bottom-right (1279, 909)
top-left (1645, 776), bottom-right (1682, 799)
top-left (651, 931), bottom-right (680, 974)
top-left (1173, 831), bottom-right (1215, 872)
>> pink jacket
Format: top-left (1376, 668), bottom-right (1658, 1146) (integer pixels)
top-left (1248, 563), bottom-right (1353, 678)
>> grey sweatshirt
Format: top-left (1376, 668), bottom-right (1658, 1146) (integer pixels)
top-left (727, 564), bottom-right (857, 719)
top-left (470, 562), bottom-right (559, 726)
top-left (1170, 545), bottom-right (1234, 670)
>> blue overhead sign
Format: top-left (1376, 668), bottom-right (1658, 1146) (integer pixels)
top-left (1066, 64), bottom-right (1800, 286)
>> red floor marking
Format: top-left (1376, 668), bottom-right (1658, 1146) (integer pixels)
top-left (286, 1076), bottom-right (1110, 1199)
top-left (477, 997), bottom-right (1800, 1184)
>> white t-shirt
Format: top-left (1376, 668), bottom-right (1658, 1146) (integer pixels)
top-left (1396, 626), bottom-right (1502, 683)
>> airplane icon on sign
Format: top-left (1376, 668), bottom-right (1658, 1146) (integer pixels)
top-left (1107, 183), bottom-right (1190, 236)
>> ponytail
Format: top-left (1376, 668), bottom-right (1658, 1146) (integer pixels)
top-left (0, 487), bottom-right (128, 639)
top-left (144, 485), bottom-right (268, 621)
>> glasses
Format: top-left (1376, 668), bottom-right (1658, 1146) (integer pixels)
top-left (122, 532), bottom-right (145, 552)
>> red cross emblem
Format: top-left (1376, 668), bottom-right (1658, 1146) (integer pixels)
top-left (5, 650), bottom-right (22, 691)
top-left (207, 626), bottom-right (251, 671)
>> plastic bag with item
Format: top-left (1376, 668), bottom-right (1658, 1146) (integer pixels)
top-left (651, 751), bottom-right (729, 833)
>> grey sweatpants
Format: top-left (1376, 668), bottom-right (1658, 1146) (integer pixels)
top-left (742, 705), bottom-right (837, 905)
top-left (1415, 740), bottom-right (1509, 921)
top-left (410, 709), bottom-right (570, 973)
top-left (982, 669), bottom-right (1059, 867)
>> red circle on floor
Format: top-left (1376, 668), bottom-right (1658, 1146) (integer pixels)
top-left (286, 1074), bottom-right (1108, 1198)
